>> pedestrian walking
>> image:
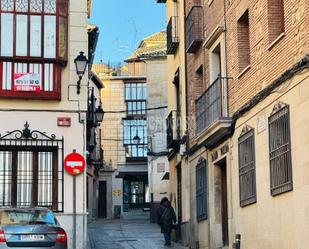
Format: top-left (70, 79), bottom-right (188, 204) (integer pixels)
top-left (157, 197), bottom-right (176, 246)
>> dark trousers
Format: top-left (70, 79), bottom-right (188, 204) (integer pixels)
top-left (163, 232), bottom-right (171, 242)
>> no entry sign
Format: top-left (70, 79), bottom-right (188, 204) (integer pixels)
top-left (64, 152), bottom-right (86, 175)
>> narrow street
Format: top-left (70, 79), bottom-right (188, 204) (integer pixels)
top-left (88, 211), bottom-right (188, 249)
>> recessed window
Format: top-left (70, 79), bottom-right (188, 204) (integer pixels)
top-left (237, 10), bottom-right (250, 73)
top-left (238, 126), bottom-right (256, 207)
top-left (269, 103), bottom-right (293, 196)
top-left (0, 0), bottom-right (69, 99)
top-left (196, 158), bottom-right (208, 221)
top-left (267, 0), bottom-right (285, 44)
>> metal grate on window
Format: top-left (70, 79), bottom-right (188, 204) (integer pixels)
top-left (196, 158), bottom-right (208, 221)
top-left (238, 125), bottom-right (256, 207)
top-left (269, 103), bottom-right (293, 196)
top-left (0, 122), bottom-right (64, 212)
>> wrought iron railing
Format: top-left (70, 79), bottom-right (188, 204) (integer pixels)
top-left (196, 77), bottom-right (229, 135)
top-left (186, 6), bottom-right (203, 53)
top-left (167, 16), bottom-right (179, 55)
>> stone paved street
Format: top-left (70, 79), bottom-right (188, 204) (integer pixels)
top-left (88, 211), bottom-right (188, 249)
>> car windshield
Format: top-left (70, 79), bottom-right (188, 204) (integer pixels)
top-left (0, 210), bottom-right (56, 225)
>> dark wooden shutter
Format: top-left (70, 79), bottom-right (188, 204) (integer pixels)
top-left (196, 158), bottom-right (208, 221)
top-left (238, 126), bottom-right (256, 207)
top-left (269, 104), bottom-right (293, 196)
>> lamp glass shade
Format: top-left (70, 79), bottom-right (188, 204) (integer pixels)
top-left (95, 106), bottom-right (104, 123)
top-left (133, 135), bottom-right (141, 145)
top-left (74, 52), bottom-right (88, 77)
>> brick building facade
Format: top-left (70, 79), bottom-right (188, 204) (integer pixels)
top-left (160, 0), bottom-right (309, 248)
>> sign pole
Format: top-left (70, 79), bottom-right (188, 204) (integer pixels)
top-left (64, 150), bottom-right (86, 249)
top-left (73, 174), bottom-right (76, 249)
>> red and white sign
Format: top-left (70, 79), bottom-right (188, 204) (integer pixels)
top-left (14, 73), bottom-right (41, 92)
top-left (64, 152), bottom-right (86, 175)
top-left (57, 117), bottom-right (71, 127)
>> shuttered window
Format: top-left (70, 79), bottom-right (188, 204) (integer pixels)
top-left (269, 104), bottom-right (293, 196)
top-left (196, 158), bottom-right (208, 221)
top-left (0, 0), bottom-right (68, 99)
top-left (238, 126), bottom-right (256, 207)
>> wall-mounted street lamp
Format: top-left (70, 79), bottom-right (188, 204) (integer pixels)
top-left (95, 103), bottom-right (104, 125)
top-left (74, 51), bottom-right (88, 95)
top-left (133, 134), bottom-right (141, 145)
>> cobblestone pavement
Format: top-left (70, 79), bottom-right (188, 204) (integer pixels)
top-left (88, 211), bottom-right (188, 249)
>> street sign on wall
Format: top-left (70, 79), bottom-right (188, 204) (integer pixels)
top-left (64, 152), bottom-right (86, 175)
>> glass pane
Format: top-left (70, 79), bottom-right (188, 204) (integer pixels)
top-left (137, 83), bottom-right (142, 100)
top-left (124, 125), bottom-right (130, 145)
top-left (44, 15), bottom-right (56, 58)
top-left (16, 15), bottom-right (28, 56)
top-left (16, 0), bottom-right (29, 12)
top-left (44, 63), bottom-right (54, 91)
top-left (132, 145), bottom-right (137, 157)
top-left (125, 85), bottom-right (131, 100)
top-left (58, 16), bottom-right (67, 59)
top-left (137, 102), bottom-right (141, 114)
top-left (141, 102), bottom-right (146, 114)
top-left (30, 15), bottom-right (42, 57)
top-left (131, 84), bottom-right (136, 99)
top-left (38, 152), bottom-right (53, 207)
top-left (1, 0), bottom-right (14, 11)
top-left (1, 13), bottom-right (14, 56)
top-left (30, 0), bottom-right (42, 13)
top-left (143, 85), bottom-right (147, 99)
top-left (0, 151), bottom-right (12, 206)
top-left (44, 0), bottom-right (56, 14)
top-left (17, 152), bottom-right (33, 207)
top-left (2, 62), bottom-right (13, 90)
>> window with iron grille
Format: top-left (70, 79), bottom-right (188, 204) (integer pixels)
top-left (238, 126), bottom-right (256, 207)
top-left (196, 158), bottom-right (208, 221)
top-left (269, 103), bottom-right (292, 196)
top-left (0, 123), bottom-right (64, 212)
top-left (0, 0), bottom-right (69, 99)
top-left (125, 82), bottom-right (147, 116)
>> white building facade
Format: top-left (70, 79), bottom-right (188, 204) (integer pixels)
top-left (0, 0), bottom-right (91, 248)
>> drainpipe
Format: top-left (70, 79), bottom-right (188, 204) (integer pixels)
top-left (183, 0), bottom-right (192, 247)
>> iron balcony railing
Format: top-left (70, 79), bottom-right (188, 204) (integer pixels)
top-left (186, 6), bottom-right (203, 53)
top-left (196, 77), bottom-right (229, 135)
top-left (166, 110), bottom-right (180, 148)
top-left (167, 16), bottom-right (179, 55)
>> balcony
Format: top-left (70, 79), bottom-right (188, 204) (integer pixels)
top-left (195, 77), bottom-right (232, 148)
top-left (156, 0), bottom-right (166, 2)
top-left (166, 111), bottom-right (180, 149)
top-left (167, 16), bottom-right (179, 55)
top-left (186, 6), bottom-right (203, 53)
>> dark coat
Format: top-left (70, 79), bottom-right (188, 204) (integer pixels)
top-left (157, 200), bottom-right (176, 233)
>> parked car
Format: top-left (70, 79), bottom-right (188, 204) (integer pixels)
top-left (0, 207), bottom-right (67, 249)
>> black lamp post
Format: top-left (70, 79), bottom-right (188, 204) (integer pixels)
top-left (74, 51), bottom-right (88, 95)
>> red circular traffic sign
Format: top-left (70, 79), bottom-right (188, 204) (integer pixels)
top-left (64, 152), bottom-right (86, 175)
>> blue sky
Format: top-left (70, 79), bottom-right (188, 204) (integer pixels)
top-left (89, 0), bottom-right (166, 65)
